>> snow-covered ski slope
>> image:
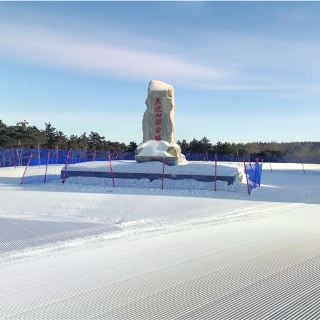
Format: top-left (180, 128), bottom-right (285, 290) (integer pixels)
top-left (0, 163), bottom-right (319, 319)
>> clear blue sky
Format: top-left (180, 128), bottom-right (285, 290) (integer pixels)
top-left (0, 2), bottom-right (319, 144)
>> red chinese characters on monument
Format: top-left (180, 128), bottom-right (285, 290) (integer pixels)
top-left (154, 97), bottom-right (162, 140)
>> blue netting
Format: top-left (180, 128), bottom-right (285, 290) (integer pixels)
top-left (0, 149), bottom-right (136, 167)
top-left (245, 161), bottom-right (263, 193)
top-left (0, 148), bottom-right (317, 167)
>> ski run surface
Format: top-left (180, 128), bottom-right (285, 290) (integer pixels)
top-left (0, 162), bottom-right (319, 319)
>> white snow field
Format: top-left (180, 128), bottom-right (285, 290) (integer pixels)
top-left (0, 163), bottom-right (319, 319)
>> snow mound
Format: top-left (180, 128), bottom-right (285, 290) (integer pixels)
top-left (137, 140), bottom-right (177, 158)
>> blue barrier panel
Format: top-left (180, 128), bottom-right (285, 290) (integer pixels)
top-left (244, 161), bottom-right (263, 193)
top-left (0, 148), bottom-right (318, 167)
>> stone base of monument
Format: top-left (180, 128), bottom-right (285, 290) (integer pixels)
top-left (62, 161), bottom-right (244, 187)
top-left (135, 155), bottom-right (179, 166)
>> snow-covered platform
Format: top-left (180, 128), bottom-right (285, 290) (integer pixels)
top-left (63, 160), bottom-right (243, 185)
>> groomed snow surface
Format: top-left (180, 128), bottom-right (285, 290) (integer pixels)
top-left (0, 162), bottom-right (319, 319)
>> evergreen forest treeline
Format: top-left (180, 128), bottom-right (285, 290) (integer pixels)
top-left (1, 120), bottom-right (319, 160)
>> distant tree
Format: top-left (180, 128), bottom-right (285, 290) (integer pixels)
top-left (0, 120), bottom-right (9, 146)
top-left (199, 137), bottom-right (211, 151)
top-left (88, 132), bottom-right (105, 150)
top-left (189, 139), bottom-right (202, 152)
top-left (55, 131), bottom-right (68, 149)
top-left (213, 141), bottom-right (233, 154)
top-left (68, 133), bottom-right (89, 150)
top-left (177, 139), bottom-right (189, 153)
top-left (0, 119), bottom-right (319, 162)
top-left (43, 123), bottom-right (60, 149)
top-left (105, 140), bottom-right (127, 151)
top-left (126, 141), bottom-right (137, 152)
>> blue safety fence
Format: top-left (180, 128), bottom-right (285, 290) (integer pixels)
top-left (0, 148), bottom-right (266, 194)
top-left (0, 148), bottom-right (136, 167)
top-left (185, 153), bottom-right (240, 162)
top-left (0, 148), bottom-right (317, 167)
top-left (245, 161), bottom-right (263, 194)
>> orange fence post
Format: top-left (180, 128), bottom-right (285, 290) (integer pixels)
top-left (20, 152), bottom-right (33, 185)
top-left (62, 150), bottom-right (70, 184)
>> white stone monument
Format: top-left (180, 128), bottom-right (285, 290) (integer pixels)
top-left (135, 80), bottom-right (185, 165)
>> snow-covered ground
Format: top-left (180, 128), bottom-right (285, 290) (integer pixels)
top-left (65, 159), bottom-right (241, 175)
top-left (0, 162), bottom-right (319, 319)
top-left (64, 160), bottom-right (244, 191)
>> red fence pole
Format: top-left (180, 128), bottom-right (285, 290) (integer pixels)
top-left (214, 154), bottom-right (217, 191)
top-left (43, 151), bottom-right (51, 183)
top-left (20, 153), bottom-right (33, 185)
top-left (108, 154), bottom-right (115, 188)
top-left (55, 145), bottom-right (59, 164)
top-left (16, 142), bottom-right (21, 166)
top-left (269, 156), bottom-right (273, 172)
top-left (110, 150), bottom-right (118, 161)
top-left (302, 162), bottom-right (306, 174)
top-left (62, 150), bottom-right (70, 183)
top-left (161, 157), bottom-right (166, 190)
top-left (38, 145), bottom-right (41, 166)
top-left (11, 147), bottom-right (16, 167)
